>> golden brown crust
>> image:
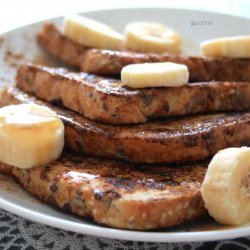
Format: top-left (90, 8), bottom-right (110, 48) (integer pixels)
top-left (17, 63), bottom-right (250, 124)
top-left (37, 23), bottom-right (89, 68)
top-left (82, 49), bottom-right (250, 82)
top-left (0, 153), bottom-right (207, 230)
top-left (38, 23), bottom-right (250, 82)
top-left (2, 87), bottom-right (250, 164)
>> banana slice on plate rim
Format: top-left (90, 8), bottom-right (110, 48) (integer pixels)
top-left (201, 147), bottom-right (250, 226)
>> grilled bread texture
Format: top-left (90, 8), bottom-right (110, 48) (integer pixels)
top-left (2, 87), bottom-right (250, 164)
top-left (37, 23), bottom-right (250, 82)
top-left (0, 152), bottom-right (207, 230)
top-left (17, 63), bottom-right (250, 124)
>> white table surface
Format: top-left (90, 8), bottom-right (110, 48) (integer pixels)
top-left (0, 0), bottom-right (249, 34)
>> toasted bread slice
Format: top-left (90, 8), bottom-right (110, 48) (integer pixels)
top-left (17, 63), bottom-right (250, 124)
top-left (38, 23), bottom-right (250, 82)
top-left (0, 152), bottom-right (207, 230)
top-left (2, 88), bottom-right (250, 164)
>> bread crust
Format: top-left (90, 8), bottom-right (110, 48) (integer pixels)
top-left (0, 152), bottom-right (207, 230)
top-left (38, 23), bottom-right (250, 82)
top-left (2, 87), bottom-right (250, 164)
top-left (17, 63), bottom-right (250, 124)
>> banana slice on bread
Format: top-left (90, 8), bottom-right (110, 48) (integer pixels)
top-left (121, 62), bottom-right (189, 88)
top-left (0, 104), bottom-right (64, 169)
top-left (63, 14), bottom-right (123, 50)
top-left (201, 147), bottom-right (250, 225)
top-left (124, 21), bottom-right (182, 54)
top-left (201, 36), bottom-right (250, 58)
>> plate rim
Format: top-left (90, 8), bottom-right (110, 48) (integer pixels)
top-left (0, 6), bottom-right (249, 36)
top-left (1, 195), bottom-right (250, 243)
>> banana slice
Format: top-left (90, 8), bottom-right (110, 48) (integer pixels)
top-left (201, 147), bottom-right (250, 225)
top-left (121, 62), bottom-right (189, 88)
top-left (201, 36), bottom-right (250, 58)
top-left (0, 104), bottom-right (64, 169)
top-left (124, 21), bottom-right (182, 54)
top-left (62, 14), bottom-right (123, 51)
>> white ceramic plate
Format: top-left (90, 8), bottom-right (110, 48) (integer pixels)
top-left (0, 8), bottom-right (250, 243)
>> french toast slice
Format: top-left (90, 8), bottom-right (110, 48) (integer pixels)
top-left (0, 152), bottom-right (207, 230)
top-left (17, 63), bottom-right (250, 124)
top-left (38, 23), bottom-right (250, 82)
top-left (2, 87), bottom-right (250, 164)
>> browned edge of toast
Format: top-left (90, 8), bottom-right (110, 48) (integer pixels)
top-left (38, 23), bottom-right (250, 82)
top-left (1, 87), bottom-right (250, 164)
top-left (0, 152), bottom-right (207, 230)
top-left (17, 63), bottom-right (250, 124)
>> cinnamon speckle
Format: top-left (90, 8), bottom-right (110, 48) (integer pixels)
top-left (4, 50), bottom-right (24, 68)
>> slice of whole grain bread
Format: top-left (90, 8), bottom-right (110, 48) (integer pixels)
top-left (0, 152), bottom-right (206, 230)
top-left (38, 23), bottom-right (250, 82)
top-left (2, 87), bottom-right (250, 164)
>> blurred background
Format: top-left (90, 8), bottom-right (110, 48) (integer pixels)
top-left (0, 0), bottom-right (249, 34)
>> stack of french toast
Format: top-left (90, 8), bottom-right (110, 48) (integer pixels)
top-left (1, 16), bottom-right (250, 231)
